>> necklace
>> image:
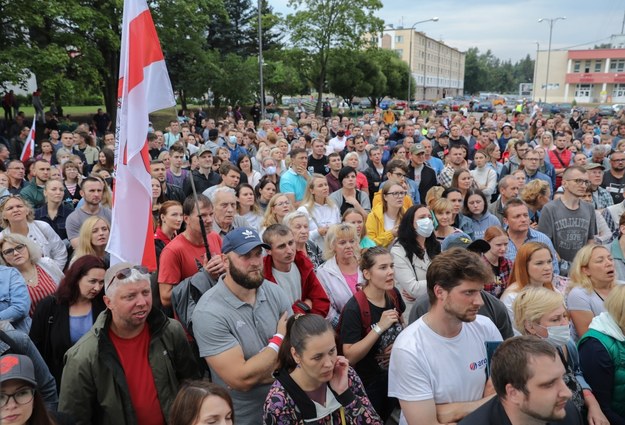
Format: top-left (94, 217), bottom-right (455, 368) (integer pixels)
top-left (22, 268), bottom-right (38, 286)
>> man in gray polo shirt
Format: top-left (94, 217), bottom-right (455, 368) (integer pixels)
top-left (192, 227), bottom-right (292, 425)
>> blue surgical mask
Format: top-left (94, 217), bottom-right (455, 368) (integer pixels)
top-left (415, 217), bottom-right (434, 238)
top-left (265, 166), bottom-right (277, 175)
top-left (538, 324), bottom-right (570, 346)
top-left (229, 135), bottom-right (238, 145)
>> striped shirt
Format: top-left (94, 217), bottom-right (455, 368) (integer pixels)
top-left (27, 266), bottom-right (57, 317)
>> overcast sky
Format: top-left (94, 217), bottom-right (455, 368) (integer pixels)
top-left (272, 0), bottom-right (625, 62)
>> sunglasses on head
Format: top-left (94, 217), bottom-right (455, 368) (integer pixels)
top-left (106, 265), bottom-right (149, 291)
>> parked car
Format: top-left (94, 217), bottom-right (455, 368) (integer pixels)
top-left (613, 104), bottom-right (625, 114)
top-left (379, 99), bottom-right (395, 110)
top-left (412, 100), bottom-right (433, 111)
top-left (476, 101), bottom-right (493, 112)
top-left (358, 99), bottom-right (372, 109)
top-left (598, 105), bottom-right (615, 116)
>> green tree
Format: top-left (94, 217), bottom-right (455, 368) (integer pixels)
top-left (286, 0), bottom-right (383, 113)
top-left (212, 53), bottom-right (258, 106)
top-left (264, 60), bottom-right (307, 105)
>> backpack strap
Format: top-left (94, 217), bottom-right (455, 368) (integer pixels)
top-left (354, 289), bottom-right (371, 336)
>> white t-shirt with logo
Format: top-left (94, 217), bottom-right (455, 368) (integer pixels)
top-left (388, 314), bottom-right (502, 425)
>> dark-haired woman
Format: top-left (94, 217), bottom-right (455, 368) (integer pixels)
top-left (464, 188), bottom-right (500, 240)
top-left (329, 166), bottom-right (371, 216)
top-left (340, 247), bottom-right (404, 421)
top-left (264, 314), bottom-right (382, 424)
top-left (29, 255), bottom-right (106, 390)
top-left (170, 380), bottom-right (234, 425)
top-left (391, 205), bottom-right (441, 320)
top-left (442, 187), bottom-right (473, 236)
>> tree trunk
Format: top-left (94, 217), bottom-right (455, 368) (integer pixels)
top-left (180, 90), bottom-right (188, 111)
top-left (101, 48), bottom-right (120, 126)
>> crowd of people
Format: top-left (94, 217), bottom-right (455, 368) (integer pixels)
top-left (1, 101), bottom-right (625, 424)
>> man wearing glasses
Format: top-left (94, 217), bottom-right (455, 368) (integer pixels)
top-left (522, 150), bottom-right (553, 193)
top-left (59, 263), bottom-right (198, 425)
top-left (538, 166), bottom-right (597, 276)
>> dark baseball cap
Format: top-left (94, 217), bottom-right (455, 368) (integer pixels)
top-left (0, 354), bottom-right (37, 386)
top-left (441, 232), bottom-right (490, 254)
top-left (222, 227), bottom-right (270, 255)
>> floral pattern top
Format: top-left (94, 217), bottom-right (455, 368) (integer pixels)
top-left (263, 367), bottom-right (382, 425)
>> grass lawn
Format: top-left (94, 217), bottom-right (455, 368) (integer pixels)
top-left (19, 105), bottom-right (178, 131)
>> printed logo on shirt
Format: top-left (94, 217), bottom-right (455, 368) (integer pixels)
top-left (469, 357), bottom-right (487, 371)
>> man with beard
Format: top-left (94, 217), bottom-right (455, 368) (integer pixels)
top-left (192, 227), bottom-right (292, 425)
top-left (459, 336), bottom-right (582, 425)
top-left (602, 150), bottom-right (625, 204)
top-left (388, 248), bottom-right (503, 425)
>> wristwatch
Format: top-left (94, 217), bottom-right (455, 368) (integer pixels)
top-left (372, 323), bottom-right (383, 335)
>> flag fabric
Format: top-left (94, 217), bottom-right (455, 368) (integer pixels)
top-left (19, 120), bottom-right (35, 162)
top-left (106, 0), bottom-right (175, 271)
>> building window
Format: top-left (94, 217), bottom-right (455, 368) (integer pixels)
top-left (575, 84), bottom-right (592, 97)
top-left (573, 61), bottom-right (581, 72)
top-left (610, 59), bottom-right (625, 72)
top-left (613, 84), bottom-right (625, 97)
top-left (395, 35), bottom-right (403, 43)
top-left (584, 61), bottom-right (591, 73)
top-left (594, 61), bottom-right (602, 73)
top-left (395, 49), bottom-right (403, 56)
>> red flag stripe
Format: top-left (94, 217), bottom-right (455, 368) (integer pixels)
top-left (117, 10), bottom-right (165, 98)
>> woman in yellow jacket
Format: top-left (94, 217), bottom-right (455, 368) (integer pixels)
top-left (366, 183), bottom-right (407, 247)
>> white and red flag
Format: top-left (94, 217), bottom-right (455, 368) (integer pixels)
top-left (106, 0), bottom-right (175, 270)
top-left (20, 120), bottom-right (35, 162)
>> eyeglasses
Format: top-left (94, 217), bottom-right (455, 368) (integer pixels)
top-left (611, 158), bottom-right (625, 162)
top-left (566, 178), bottom-right (591, 186)
top-left (391, 172), bottom-right (407, 179)
top-left (106, 265), bottom-right (149, 291)
top-left (524, 158), bottom-right (539, 161)
top-left (275, 201), bottom-right (291, 207)
top-left (1, 244), bottom-right (26, 257)
top-left (387, 191), bottom-right (407, 198)
top-left (0, 388), bottom-right (35, 407)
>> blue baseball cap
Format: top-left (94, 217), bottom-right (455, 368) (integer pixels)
top-left (222, 227), bottom-right (270, 255)
top-left (441, 232), bottom-right (490, 254)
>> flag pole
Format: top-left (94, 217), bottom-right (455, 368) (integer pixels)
top-left (188, 171), bottom-right (212, 262)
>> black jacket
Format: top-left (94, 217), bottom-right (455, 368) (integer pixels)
top-left (408, 163), bottom-right (437, 204)
top-left (182, 169), bottom-right (221, 198)
top-left (29, 295), bottom-right (107, 389)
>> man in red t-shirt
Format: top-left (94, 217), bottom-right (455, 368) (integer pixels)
top-left (58, 263), bottom-right (199, 424)
top-left (547, 132), bottom-right (573, 189)
top-left (158, 194), bottom-right (224, 310)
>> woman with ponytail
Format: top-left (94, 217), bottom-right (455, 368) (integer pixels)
top-left (263, 314), bottom-right (382, 424)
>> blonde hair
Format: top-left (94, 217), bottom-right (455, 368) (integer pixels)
top-left (262, 194), bottom-right (292, 229)
top-left (300, 174), bottom-right (334, 212)
top-left (605, 284), bottom-right (625, 331)
top-left (0, 233), bottom-right (41, 266)
top-left (520, 179), bottom-right (550, 207)
top-left (432, 197), bottom-right (453, 215)
top-left (73, 216), bottom-right (110, 261)
top-left (0, 195), bottom-right (35, 228)
top-left (425, 186), bottom-right (444, 209)
top-left (568, 244), bottom-right (612, 294)
top-left (323, 223), bottom-right (359, 261)
top-left (513, 287), bottom-right (565, 335)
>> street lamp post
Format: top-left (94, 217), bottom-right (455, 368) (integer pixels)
top-left (258, 0), bottom-right (265, 120)
top-left (538, 16), bottom-right (566, 103)
top-left (533, 41), bottom-right (539, 101)
top-left (407, 17), bottom-right (438, 106)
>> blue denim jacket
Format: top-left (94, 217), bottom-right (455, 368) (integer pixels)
top-left (0, 266), bottom-right (31, 332)
top-left (0, 326), bottom-right (58, 411)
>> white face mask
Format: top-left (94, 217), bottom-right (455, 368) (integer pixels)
top-left (265, 166), bottom-right (277, 176)
top-left (538, 324), bottom-right (570, 346)
top-left (415, 217), bottom-right (434, 238)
